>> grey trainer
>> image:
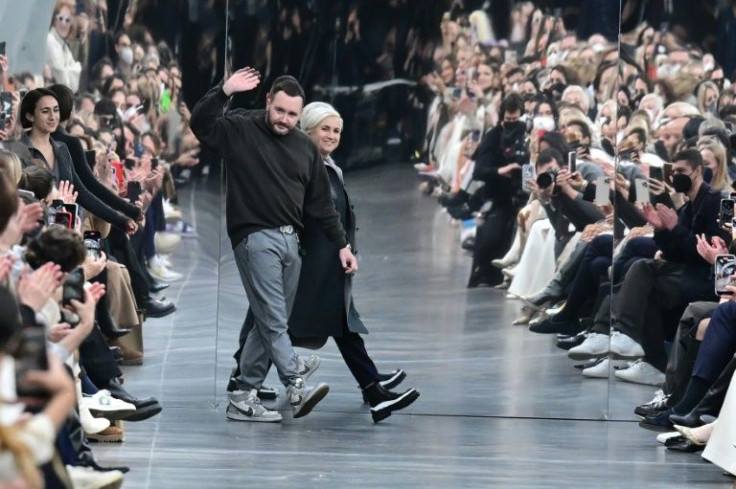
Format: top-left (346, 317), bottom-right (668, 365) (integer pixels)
top-left (297, 354), bottom-right (321, 381)
top-left (287, 378), bottom-right (329, 418)
top-left (227, 389), bottom-right (282, 422)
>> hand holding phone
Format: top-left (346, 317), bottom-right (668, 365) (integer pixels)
top-left (715, 254), bottom-right (736, 295)
top-left (720, 199), bottom-right (735, 228)
top-left (568, 151), bottom-right (577, 173)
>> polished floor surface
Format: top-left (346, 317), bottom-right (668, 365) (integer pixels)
top-left (96, 164), bottom-right (732, 487)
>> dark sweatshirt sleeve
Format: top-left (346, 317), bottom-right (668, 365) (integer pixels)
top-left (190, 83), bottom-right (239, 151)
top-left (303, 148), bottom-right (348, 248)
top-left (61, 133), bottom-right (141, 221)
top-left (60, 145), bottom-right (130, 230)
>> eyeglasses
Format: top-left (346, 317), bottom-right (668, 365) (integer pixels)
top-left (56, 15), bottom-right (72, 24)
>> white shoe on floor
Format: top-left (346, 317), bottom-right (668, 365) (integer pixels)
top-left (609, 331), bottom-right (645, 359)
top-left (614, 359), bottom-right (665, 386)
top-left (154, 231), bottom-right (181, 255)
top-left (568, 333), bottom-right (610, 360)
top-left (82, 390), bottom-right (136, 420)
top-left (66, 465), bottom-right (123, 489)
top-left (581, 357), bottom-right (611, 379)
top-left (148, 254), bottom-right (183, 282)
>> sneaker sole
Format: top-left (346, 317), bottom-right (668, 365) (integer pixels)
top-left (567, 349), bottom-right (609, 361)
top-left (371, 389), bottom-right (420, 423)
top-left (379, 370), bottom-right (406, 391)
top-left (124, 403), bottom-right (163, 422)
top-left (293, 384), bottom-right (329, 419)
top-left (87, 432), bottom-right (125, 443)
top-left (226, 404), bottom-right (282, 423)
top-left (89, 408), bottom-right (137, 421)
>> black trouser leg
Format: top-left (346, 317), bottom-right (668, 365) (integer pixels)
top-left (469, 205), bottom-right (514, 286)
top-left (79, 325), bottom-right (122, 387)
top-left (108, 227), bottom-right (151, 303)
top-left (334, 330), bottom-right (380, 389)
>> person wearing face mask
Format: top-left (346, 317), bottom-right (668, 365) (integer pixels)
top-left (467, 93), bottom-right (529, 287)
top-left (607, 149), bottom-right (728, 390)
top-left (46, 1), bottom-right (83, 93)
top-left (696, 81), bottom-right (720, 118)
top-left (114, 32), bottom-right (135, 79)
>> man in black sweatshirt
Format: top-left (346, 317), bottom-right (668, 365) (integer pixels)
top-left (190, 68), bottom-right (358, 422)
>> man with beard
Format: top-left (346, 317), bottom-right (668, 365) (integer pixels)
top-left (467, 93), bottom-right (529, 287)
top-left (190, 68), bottom-right (358, 422)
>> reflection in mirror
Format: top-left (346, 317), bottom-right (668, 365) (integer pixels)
top-left (608, 3), bottom-right (734, 424)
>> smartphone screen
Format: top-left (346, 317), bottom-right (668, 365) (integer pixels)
top-left (126, 181), bottom-right (142, 203)
top-left (62, 269), bottom-right (85, 307)
top-left (0, 42), bottom-right (6, 57)
top-left (649, 165), bottom-right (664, 182)
top-left (124, 157), bottom-right (136, 171)
top-left (54, 210), bottom-right (73, 229)
top-left (471, 130), bottom-right (481, 143)
top-left (83, 231), bottom-right (101, 259)
top-left (715, 254), bottom-right (736, 295)
top-left (151, 157), bottom-right (159, 170)
top-left (595, 176), bottom-right (611, 205)
top-left (720, 199), bottom-right (735, 227)
top-left (62, 204), bottom-right (78, 228)
top-left (568, 151), bottom-right (577, 173)
top-left (14, 324), bottom-right (49, 399)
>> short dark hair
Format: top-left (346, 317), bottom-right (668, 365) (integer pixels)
top-left (672, 148), bottom-right (704, 170)
top-left (500, 93), bottom-right (524, 120)
top-left (18, 165), bottom-right (54, 201)
top-left (628, 127), bottom-right (647, 145)
top-left (269, 76), bottom-right (305, 101)
top-left (566, 119), bottom-right (592, 141)
top-left (48, 84), bottom-right (75, 122)
top-left (20, 88), bottom-right (58, 129)
top-left (25, 226), bottom-right (87, 273)
top-left (536, 148), bottom-right (563, 169)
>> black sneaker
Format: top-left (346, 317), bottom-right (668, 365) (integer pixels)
top-left (364, 384), bottom-right (420, 423)
top-left (634, 389), bottom-right (670, 418)
top-left (362, 370), bottom-right (407, 404)
top-left (638, 408), bottom-right (674, 432)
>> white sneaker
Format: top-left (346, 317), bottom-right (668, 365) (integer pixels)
top-left (162, 198), bottom-right (182, 221)
top-left (609, 331), bottom-right (645, 359)
top-left (614, 359), bottom-right (665, 386)
top-left (82, 390), bottom-right (136, 420)
top-left (227, 389), bottom-right (282, 422)
top-left (79, 404), bottom-right (110, 435)
top-left (568, 333), bottom-right (610, 360)
top-left (148, 254), bottom-right (183, 282)
top-left (66, 465), bottom-right (123, 489)
top-left (581, 357), bottom-right (611, 378)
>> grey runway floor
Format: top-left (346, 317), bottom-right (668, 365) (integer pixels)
top-left (96, 164), bottom-right (732, 488)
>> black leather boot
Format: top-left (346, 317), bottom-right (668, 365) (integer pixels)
top-left (669, 354), bottom-right (736, 427)
top-left (96, 299), bottom-right (131, 339)
top-left (105, 378), bottom-right (163, 422)
top-left (363, 383), bottom-right (420, 423)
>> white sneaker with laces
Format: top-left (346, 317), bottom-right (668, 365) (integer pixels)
top-left (614, 359), bottom-right (665, 386)
top-left (297, 354), bottom-right (320, 381)
top-left (568, 333), bottom-right (610, 360)
top-left (657, 431), bottom-right (682, 444)
top-left (609, 331), bottom-right (645, 359)
top-left (581, 357), bottom-right (611, 378)
top-left (82, 390), bottom-right (136, 419)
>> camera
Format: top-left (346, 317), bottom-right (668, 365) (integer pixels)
top-left (537, 170), bottom-right (558, 189)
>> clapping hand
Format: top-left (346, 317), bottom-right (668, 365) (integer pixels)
top-left (223, 67), bottom-right (261, 96)
top-left (696, 234), bottom-right (729, 265)
top-left (57, 180), bottom-right (78, 204)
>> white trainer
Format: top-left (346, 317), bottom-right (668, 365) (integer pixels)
top-left (568, 333), bottom-right (610, 360)
top-left (609, 331), bottom-right (645, 359)
top-left (227, 389), bottom-right (282, 423)
top-left (614, 359), bottom-right (665, 386)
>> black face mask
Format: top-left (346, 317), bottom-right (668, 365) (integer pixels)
top-left (672, 173), bottom-right (693, 193)
top-left (502, 120), bottom-right (526, 134)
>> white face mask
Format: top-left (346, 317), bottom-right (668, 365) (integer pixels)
top-left (120, 47), bottom-right (134, 65)
top-left (533, 115), bottom-right (555, 131)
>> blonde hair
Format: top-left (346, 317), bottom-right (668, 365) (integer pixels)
top-left (0, 150), bottom-right (22, 185)
top-left (0, 424), bottom-right (42, 489)
top-left (698, 138), bottom-right (731, 192)
top-left (300, 102), bottom-right (342, 134)
top-left (468, 10), bottom-right (495, 44)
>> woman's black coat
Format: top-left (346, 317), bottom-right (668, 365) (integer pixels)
top-left (288, 162), bottom-right (368, 345)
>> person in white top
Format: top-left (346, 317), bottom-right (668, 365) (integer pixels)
top-left (46, 2), bottom-right (82, 93)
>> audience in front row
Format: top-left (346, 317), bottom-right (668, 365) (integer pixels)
top-left (415, 1), bottom-right (736, 476)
